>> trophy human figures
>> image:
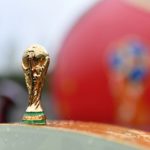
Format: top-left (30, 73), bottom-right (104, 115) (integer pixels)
top-left (22, 44), bottom-right (50, 125)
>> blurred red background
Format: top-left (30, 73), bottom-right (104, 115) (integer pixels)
top-left (53, 0), bottom-right (150, 130)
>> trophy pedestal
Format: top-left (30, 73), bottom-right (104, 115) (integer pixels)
top-left (22, 112), bottom-right (46, 125)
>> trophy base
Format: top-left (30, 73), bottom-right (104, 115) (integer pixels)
top-left (22, 112), bottom-right (46, 125)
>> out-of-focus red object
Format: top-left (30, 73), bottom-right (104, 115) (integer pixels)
top-left (53, 0), bottom-right (150, 130)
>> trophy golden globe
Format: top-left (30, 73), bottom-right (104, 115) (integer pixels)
top-left (22, 44), bottom-right (50, 125)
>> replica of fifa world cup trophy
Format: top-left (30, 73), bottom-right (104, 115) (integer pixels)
top-left (22, 44), bottom-right (50, 125)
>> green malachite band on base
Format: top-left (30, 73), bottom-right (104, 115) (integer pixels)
top-left (22, 111), bottom-right (46, 125)
top-left (23, 111), bottom-right (45, 116)
top-left (22, 119), bottom-right (46, 125)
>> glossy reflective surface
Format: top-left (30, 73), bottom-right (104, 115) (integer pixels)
top-left (0, 125), bottom-right (139, 150)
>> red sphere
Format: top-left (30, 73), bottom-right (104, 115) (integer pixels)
top-left (53, 0), bottom-right (150, 129)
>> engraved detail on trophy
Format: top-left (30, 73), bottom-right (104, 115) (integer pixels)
top-left (22, 44), bottom-right (50, 125)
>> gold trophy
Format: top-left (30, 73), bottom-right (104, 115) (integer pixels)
top-left (22, 44), bottom-right (50, 125)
